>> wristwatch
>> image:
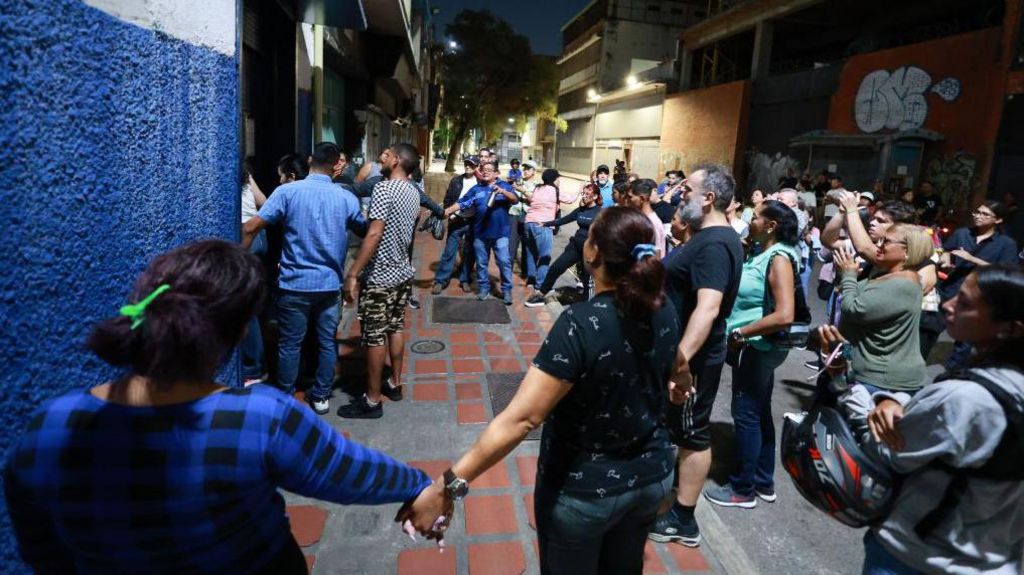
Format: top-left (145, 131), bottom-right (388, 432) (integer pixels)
top-left (729, 328), bottom-right (747, 345)
top-left (442, 468), bottom-right (469, 501)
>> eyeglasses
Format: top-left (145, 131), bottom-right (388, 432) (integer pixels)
top-left (972, 210), bottom-right (996, 218)
top-left (879, 237), bottom-right (907, 248)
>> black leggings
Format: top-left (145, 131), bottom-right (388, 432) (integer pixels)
top-left (539, 239), bottom-right (588, 295)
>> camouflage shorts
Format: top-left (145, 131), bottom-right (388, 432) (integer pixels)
top-left (358, 281), bottom-right (412, 347)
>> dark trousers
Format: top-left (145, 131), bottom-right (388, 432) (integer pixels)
top-left (944, 340), bottom-right (974, 371)
top-left (535, 474), bottom-right (672, 575)
top-left (509, 219), bottom-right (528, 278)
top-left (729, 346), bottom-right (788, 496)
top-left (539, 239), bottom-right (588, 295)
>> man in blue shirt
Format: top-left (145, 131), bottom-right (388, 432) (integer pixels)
top-left (595, 164), bottom-right (614, 207)
top-left (445, 162), bottom-right (519, 304)
top-left (506, 158), bottom-right (523, 184)
top-left (243, 142), bottom-right (366, 415)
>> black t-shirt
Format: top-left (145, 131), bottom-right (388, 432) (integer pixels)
top-left (662, 226), bottom-right (743, 366)
top-left (653, 201), bottom-right (676, 224)
top-left (914, 193), bottom-right (943, 225)
top-left (532, 293), bottom-right (680, 497)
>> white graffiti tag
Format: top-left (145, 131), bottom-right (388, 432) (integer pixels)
top-left (854, 66), bottom-right (960, 133)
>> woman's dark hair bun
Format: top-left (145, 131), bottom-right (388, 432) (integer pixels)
top-left (588, 207), bottom-right (666, 317)
top-left (87, 240), bottom-right (266, 383)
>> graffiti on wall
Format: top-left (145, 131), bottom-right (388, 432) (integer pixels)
top-left (854, 66), bottom-right (961, 133)
top-left (923, 150), bottom-right (976, 215)
top-left (746, 152), bottom-right (801, 193)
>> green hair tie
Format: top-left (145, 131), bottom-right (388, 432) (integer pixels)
top-left (119, 284), bottom-right (171, 330)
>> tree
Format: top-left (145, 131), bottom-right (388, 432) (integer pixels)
top-left (438, 10), bottom-right (562, 172)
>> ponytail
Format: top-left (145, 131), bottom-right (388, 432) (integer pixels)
top-left (589, 207), bottom-right (667, 317)
top-left (86, 240), bottom-right (266, 384)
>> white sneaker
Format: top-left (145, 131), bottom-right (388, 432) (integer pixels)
top-left (310, 398), bottom-right (329, 415)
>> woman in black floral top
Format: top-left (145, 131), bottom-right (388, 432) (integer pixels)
top-left (401, 208), bottom-right (682, 574)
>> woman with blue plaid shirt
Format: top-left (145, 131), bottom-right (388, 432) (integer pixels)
top-left (3, 240), bottom-right (433, 574)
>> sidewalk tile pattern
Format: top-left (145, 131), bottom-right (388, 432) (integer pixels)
top-left (284, 215), bottom-right (716, 574)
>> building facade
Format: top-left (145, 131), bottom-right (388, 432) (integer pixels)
top-left (555, 0), bottom-right (706, 175)
top-left (661, 0), bottom-right (1022, 220)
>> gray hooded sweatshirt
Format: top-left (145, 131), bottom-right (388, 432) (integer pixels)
top-left (867, 367), bottom-right (1024, 574)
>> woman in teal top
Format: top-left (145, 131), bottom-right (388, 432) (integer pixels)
top-left (703, 200), bottom-right (801, 508)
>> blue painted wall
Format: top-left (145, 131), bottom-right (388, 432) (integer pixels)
top-left (0, 0), bottom-right (239, 568)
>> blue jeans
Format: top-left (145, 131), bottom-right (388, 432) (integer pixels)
top-left (276, 290), bottom-right (340, 401)
top-left (862, 531), bottom-right (923, 575)
top-left (525, 223), bottom-right (553, 288)
top-left (240, 230), bottom-right (268, 379)
top-left (241, 316), bottom-right (264, 380)
top-left (473, 236), bottom-right (513, 297)
top-left (434, 225), bottom-right (474, 285)
top-left (535, 474), bottom-right (672, 575)
top-left (729, 346), bottom-right (789, 496)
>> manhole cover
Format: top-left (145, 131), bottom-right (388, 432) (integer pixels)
top-left (411, 340), bottom-right (446, 354)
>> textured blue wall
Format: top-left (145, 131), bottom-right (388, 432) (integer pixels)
top-left (0, 0), bottom-right (239, 569)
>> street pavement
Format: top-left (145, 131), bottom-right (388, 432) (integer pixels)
top-left (278, 162), bottom-right (952, 574)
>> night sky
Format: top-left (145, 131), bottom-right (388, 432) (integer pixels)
top-left (428, 0), bottom-right (592, 56)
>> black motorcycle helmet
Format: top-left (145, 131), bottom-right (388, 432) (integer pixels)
top-left (780, 407), bottom-right (898, 527)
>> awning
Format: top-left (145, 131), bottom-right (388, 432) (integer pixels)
top-left (789, 129), bottom-right (944, 149)
top-left (295, 0), bottom-right (367, 29)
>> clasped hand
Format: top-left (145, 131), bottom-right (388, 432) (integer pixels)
top-left (394, 481), bottom-right (454, 548)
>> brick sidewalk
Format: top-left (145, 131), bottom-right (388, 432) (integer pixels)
top-left (281, 212), bottom-right (721, 574)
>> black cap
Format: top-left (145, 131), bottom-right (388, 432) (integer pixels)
top-left (464, 155), bottom-right (480, 167)
top-left (596, 164), bottom-right (610, 175)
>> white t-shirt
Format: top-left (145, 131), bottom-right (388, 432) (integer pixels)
top-left (458, 176), bottom-right (476, 200)
top-left (731, 217), bottom-right (749, 240)
top-left (241, 183), bottom-right (258, 222)
top-left (799, 190), bottom-right (817, 208)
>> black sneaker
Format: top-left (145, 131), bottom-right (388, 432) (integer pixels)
top-left (755, 487), bottom-right (778, 503)
top-left (524, 293), bottom-right (546, 308)
top-left (337, 395), bottom-right (383, 419)
top-left (649, 509), bottom-right (701, 547)
top-left (408, 296), bottom-right (421, 309)
top-left (381, 379), bottom-right (403, 402)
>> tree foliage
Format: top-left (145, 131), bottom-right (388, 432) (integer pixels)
top-left (438, 10), bottom-right (562, 171)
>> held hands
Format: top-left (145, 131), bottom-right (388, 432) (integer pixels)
top-left (838, 191), bottom-right (860, 214)
top-left (832, 245), bottom-right (859, 274)
top-left (668, 349), bottom-right (694, 405)
top-left (394, 481), bottom-right (454, 549)
top-left (868, 399), bottom-right (905, 451)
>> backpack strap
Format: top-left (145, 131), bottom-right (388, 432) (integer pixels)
top-left (913, 368), bottom-right (1024, 539)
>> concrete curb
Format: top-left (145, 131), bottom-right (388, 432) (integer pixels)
top-left (696, 503), bottom-right (760, 575)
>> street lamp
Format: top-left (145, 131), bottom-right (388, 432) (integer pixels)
top-left (507, 117), bottom-right (514, 123)
top-left (449, 40), bottom-right (458, 49)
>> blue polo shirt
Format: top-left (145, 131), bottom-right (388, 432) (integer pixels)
top-left (257, 174), bottom-right (365, 292)
top-left (507, 168), bottom-right (523, 182)
top-left (458, 181), bottom-right (516, 240)
top-left (599, 181), bottom-right (614, 207)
